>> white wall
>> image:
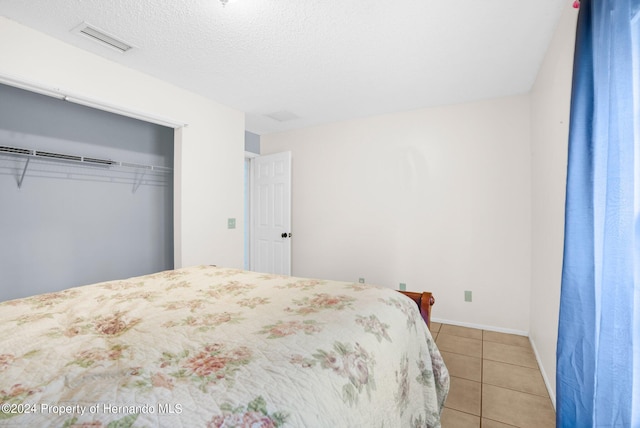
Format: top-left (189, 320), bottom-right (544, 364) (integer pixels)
top-left (262, 95), bottom-right (532, 333)
top-left (529, 3), bottom-right (578, 406)
top-left (0, 17), bottom-right (245, 271)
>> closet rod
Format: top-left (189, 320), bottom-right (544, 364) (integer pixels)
top-left (0, 145), bottom-right (173, 173)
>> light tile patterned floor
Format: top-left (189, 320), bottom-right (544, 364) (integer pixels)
top-left (432, 323), bottom-right (556, 428)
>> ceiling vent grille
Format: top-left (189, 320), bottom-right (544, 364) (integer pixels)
top-left (264, 110), bottom-right (300, 122)
top-left (72, 22), bottom-right (133, 53)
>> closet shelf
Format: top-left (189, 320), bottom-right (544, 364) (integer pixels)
top-left (0, 145), bottom-right (172, 172)
top-left (0, 144), bottom-right (172, 189)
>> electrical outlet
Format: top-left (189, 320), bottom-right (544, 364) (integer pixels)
top-left (464, 290), bottom-right (472, 302)
top-left (227, 218), bottom-right (236, 229)
top-left (358, 278), bottom-right (365, 284)
top-left (399, 283), bottom-right (407, 291)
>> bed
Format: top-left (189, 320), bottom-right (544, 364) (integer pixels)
top-left (0, 265), bottom-right (449, 427)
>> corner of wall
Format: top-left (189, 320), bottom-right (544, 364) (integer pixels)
top-left (528, 1), bottom-right (578, 408)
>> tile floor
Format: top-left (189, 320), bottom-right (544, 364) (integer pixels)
top-left (431, 322), bottom-right (556, 428)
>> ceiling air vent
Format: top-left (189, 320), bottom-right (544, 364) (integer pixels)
top-left (264, 110), bottom-right (300, 123)
top-left (72, 22), bottom-right (133, 53)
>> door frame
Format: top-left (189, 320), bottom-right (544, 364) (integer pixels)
top-left (244, 151), bottom-right (259, 271)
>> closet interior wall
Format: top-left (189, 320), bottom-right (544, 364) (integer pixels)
top-left (0, 83), bottom-right (174, 301)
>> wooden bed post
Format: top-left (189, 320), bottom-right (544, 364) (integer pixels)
top-left (397, 290), bottom-right (435, 329)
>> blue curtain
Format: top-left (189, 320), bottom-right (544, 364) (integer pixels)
top-left (557, 0), bottom-right (640, 426)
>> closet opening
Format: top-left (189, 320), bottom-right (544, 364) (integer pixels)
top-left (0, 83), bottom-right (175, 301)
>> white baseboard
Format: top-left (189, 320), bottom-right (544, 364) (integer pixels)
top-left (431, 317), bottom-right (528, 337)
top-left (431, 317), bottom-right (557, 410)
top-left (529, 336), bottom-right (556, 409)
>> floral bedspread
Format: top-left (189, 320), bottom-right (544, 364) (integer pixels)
top-left (0, 266), bottom-right (449, 427)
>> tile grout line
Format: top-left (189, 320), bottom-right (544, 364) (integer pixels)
top-left (438, 324), bottom-right (555, 427)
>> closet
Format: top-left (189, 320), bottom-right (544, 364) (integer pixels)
top-left (0, 83), bottom-right (174, 301)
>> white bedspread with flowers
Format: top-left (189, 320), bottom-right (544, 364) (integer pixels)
top-left (0, 266), bottom-right (449, 427)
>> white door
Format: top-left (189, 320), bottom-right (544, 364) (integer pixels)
top-left (250, 151), bottom-right (291, 275)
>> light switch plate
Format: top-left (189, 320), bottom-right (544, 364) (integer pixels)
top-left (464, 290), bottom-right (472, 302)
top-left (227, 218), bottom-right (236, 229)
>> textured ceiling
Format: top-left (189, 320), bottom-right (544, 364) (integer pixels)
top-left (0, 0), bottom-right (566, 135)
